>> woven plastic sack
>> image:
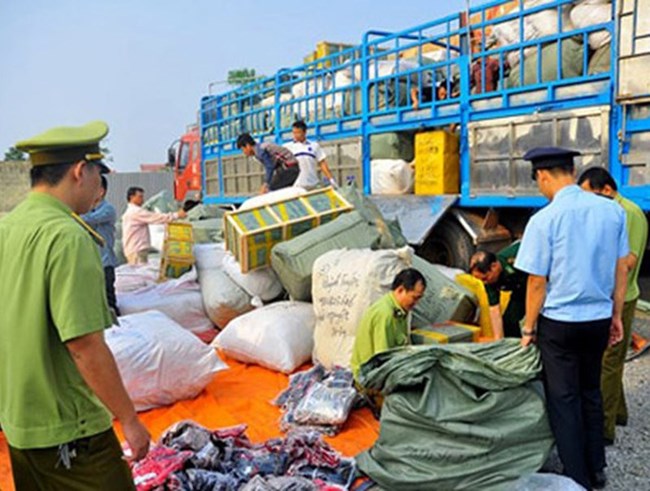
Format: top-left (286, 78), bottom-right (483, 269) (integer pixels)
top-left (370, 159), bottom-right (414, 195)
top-left (213, 301), bottom-right (315, 373)
top-left (312, 247), bottom-right (413, 369)
top-left (357, 340), bottom-right (553, 491)
top-left (106, 311), bottom-right (227, 411)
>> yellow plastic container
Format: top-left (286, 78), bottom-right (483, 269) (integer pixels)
top-left (414, 130), bottom-right (460, 195)
top-left (411, 321), bottom-right (481, 345)
top-left (455, 273), bottom-right (511, 338)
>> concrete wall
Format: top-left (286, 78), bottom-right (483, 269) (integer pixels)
top-left (0, 163), bottom-right (174, 218)
top-left (0, 161), bottom-right (30, 216)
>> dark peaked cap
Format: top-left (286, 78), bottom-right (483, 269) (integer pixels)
top-left (523, 147), bottom-right (580, 180)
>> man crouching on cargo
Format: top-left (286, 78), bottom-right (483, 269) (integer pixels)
top-left (0, 121), bottom-right (150, 490)
top-left (351, 268), bottom-right (426, 382)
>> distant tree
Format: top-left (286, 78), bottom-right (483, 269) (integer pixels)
top-left (4, 147), bottom-right (26, 161)
top-left (227, 68), bottom-right (263, 87)
top-left (100, 141), bottom-right (114, 163)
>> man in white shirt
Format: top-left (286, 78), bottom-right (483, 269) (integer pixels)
top-left (284, 121), bottom-right (337, 190)
top-left (121, 187), bottom-right (186, 265)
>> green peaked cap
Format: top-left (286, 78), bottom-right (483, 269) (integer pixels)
top-left (15, 120), bottom-right (110, 172)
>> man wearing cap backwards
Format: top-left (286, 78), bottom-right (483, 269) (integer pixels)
top-left (514, 147), bottom-right (628, 490)
top-left (0, 121), bottom-right (149, 490)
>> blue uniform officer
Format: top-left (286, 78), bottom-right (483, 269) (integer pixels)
top-left (514, 147), bottom-right (629, 490)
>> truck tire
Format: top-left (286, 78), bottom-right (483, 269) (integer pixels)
top-left (418, 217), bottom-right (475, 270)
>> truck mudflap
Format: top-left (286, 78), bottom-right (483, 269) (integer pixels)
top-left (369, 194), bottom-right (458, 246)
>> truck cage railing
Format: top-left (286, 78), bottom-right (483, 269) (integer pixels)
top-left (200, 0), bottom-right (617, 202)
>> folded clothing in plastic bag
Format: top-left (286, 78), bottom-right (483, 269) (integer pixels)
top-left (106, 311), bottom-right (227, 411)
top-left (357, 340), bottom-right (553, 491)
top-left (273, 365), bottom-right (358, 436)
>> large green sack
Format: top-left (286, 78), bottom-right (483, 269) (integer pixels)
top-left (370, 132), bottom-right (415, 161)
top-left (357, 340), bottom-right (553, 491)
top-left (192, 218), bottom-right (224, 244)
top-left (588, 43), bottom-right (610, 75)
top-left (337, 184), bottom-right (407, 249)
top-left (143, 190), bottom-right (177, 213)
top-left (411, 255), bottom-right (477, 327)
top-left (506, 37), bottom-right (584, 88)
top-left (270, 211), bottom-right (383, 301)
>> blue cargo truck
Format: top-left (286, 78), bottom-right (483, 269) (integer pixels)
top-left (194, 0), bottom-right (650, 268)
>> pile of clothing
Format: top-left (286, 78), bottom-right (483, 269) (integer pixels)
top-left (131, 422), bottom-right (356, 491)
top-left (273, 365), bottom-right (358, 436)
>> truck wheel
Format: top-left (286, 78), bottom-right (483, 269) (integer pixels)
top-left (418, 217), bottom-right (475, 270)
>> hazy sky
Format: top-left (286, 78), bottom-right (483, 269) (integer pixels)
top-left (1, 0), bottom-right (474, 171)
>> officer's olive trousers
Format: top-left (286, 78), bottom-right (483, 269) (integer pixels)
top-left (601, 298), bottom-right (636, 441)
top-left (538, 315), bottom-right (610, 490)
top-left (9, 429), bottom-right (135, 491)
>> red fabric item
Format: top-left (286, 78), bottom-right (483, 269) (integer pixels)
top-left (0, 356), bottom-right (379, 491)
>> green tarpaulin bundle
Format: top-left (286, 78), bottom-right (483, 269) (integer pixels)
top-left (357, 340), bottom-right (553, 491)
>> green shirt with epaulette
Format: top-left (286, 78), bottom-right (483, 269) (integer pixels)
top-left (0, 192), bottom-right (113, 449)
top-left (485, 241), bottom-right (527, 337)
top-left (351, 292), bottom-right (409, 380)
top-left (615, 194), bottom-right (648, 302)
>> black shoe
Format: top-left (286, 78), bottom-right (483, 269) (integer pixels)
top-left (616, 418), bottom-right (628, 427)
top-left (604, 437), bottom-right (614, 446)
top-left (592, 470), bottom-right (607, 489)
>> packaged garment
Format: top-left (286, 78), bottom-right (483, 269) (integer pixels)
top-left (270, 211), bottom-right (383, 301)
top-left (370, 159), bottom-right (414, 195)
top-left (213, 301), bottom-right (316, 373)
top-left (240, 475), bottom-right (318, 491)
top-left (116, 268), bottom-right (215, 338)
top-left (274, 365), bottom-right (358, 435)
top-left (293, 383), bottom-right (357, 427)
top-left (410, 255), bottom-right (477, 328)
top-left (131, 446), bottom-right (193, 491)
top-left (312, 247), bottom-right (412, 369)
top-left (157, 421), bottom-right (356, 489)
top-left (356, 340), bottom-right (553, 490)
top-left (223, 252), bottom-right (284, 301)
top-left (105, 311), bottom-right (227, 411)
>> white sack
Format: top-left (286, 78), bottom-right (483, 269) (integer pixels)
top-left (106, 311), bottom-right (227, 411)
top-left (239, 186), bottom-right (308, 211)
top-left (114, 262), bottom-right (159, 294)
top-left (117, 269), bottom-right (214, 337)
top-left (491, 0), bottom-right (561, 67)
top-left (222, 253), bottom-right (284, 301)
top-left (214, 301), bottom-right (316, 373)
top-left (371, 159), bottom-right (414, 195)
top-left (197, 265), bottom-right (256, 328)
top-left (570, 3), bottom-right (612, 50)
top-left (194, 243), bottom-right (228, 271)
top-left (312, 247), bottom-right (413, 369)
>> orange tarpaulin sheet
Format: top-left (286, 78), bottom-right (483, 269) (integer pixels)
top-left (0, 356), bottom-right (380, 491)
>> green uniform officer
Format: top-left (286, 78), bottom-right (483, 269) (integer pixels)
top-left (0, 121), bottom-right (150, 490)
top-left (578, 167), bottom-right (649, 444)
top-left (351, 268), bottom-right (427, 382)
top-left (469, 242), bottom-right (527, 339)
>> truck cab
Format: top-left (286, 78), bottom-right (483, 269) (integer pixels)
top-left (168, 125), bottom-right (202, 205)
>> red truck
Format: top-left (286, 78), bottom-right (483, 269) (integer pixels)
top-left (167, 125), bottom-right (202, 204)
